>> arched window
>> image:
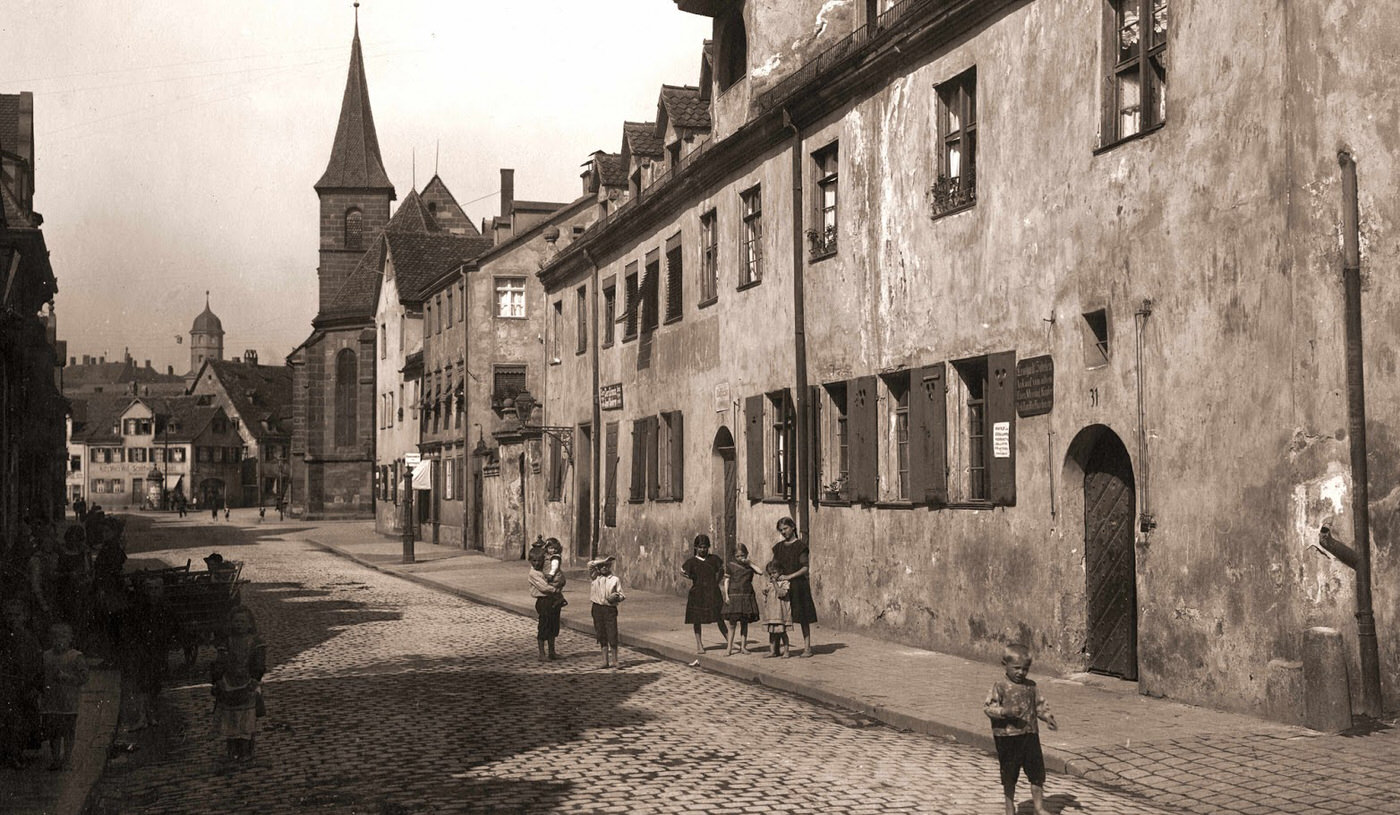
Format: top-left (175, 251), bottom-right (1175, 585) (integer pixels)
top-left (717, 11), bottom-right (747, 92)
top-left (345, 208), bottom-right (364, 251)
top-left (334, 348), bottom-right (357, 447)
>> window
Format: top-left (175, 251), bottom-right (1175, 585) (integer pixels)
top-left (629, 417), bottom-right (653, 503)
top-left (1104, 0), bottom-right (1167, 144)
top-left (664, 233), bottom-right (683, 322)
top-left (446, 289), bottom-right (454, 330)
top-left (716, 8), bottom-right (747, 92)
top-left (744, 391), bottom-right (794, 501)
top-left (112, 479), bottom-right (124, 493)
top-left (170, 448), bottom-right (186, 463)
top-left (879, 372), bottom-right (911, 501)
top-left (819, 383), bottom-right (849, 501)
top-left (129, 447), bottom-right (148, 463)
top-left (933, 67), bottom-right (977, 218)
top-left (622, 262), bottom-right (640, 341)
top-left (496, 277), bottom-right (526, 318)
top-left (90, 449), bottom-right (102, 463)
top-left (844, 366), bottom-right (952, 506)
top-left (551, 300), bottom-right (563, 363)
top-left (740, 185), bottom-right (763, 287)
top-left (425, 301), bottom-right (433, 337)
top-left (810, 143), bottom-right (839, 258)
top-left (699, 210), bottom-right (718, 305)
top-left (334, 348), bottom-right (358, 447)
top-left (658, 410), bottom-right (684, 500)
top-left (380, 323), bottom-right (387, 359)
top-left (198, 447), bottom-right (210, 463)
top-left (602, 278), bottom-right (617, 348)
top-left (398, 385), bottom-right (404, 423)
top-left (345, 208), bottom-right (363, 251)
top-left (576, 285), bottom-right (588, 354)
top-left (546, 431), bottom-right (569, 502)
top-left (948, 352), bottom-right (1016, 506)
top-left (70, 455), bottom-right (81, 472)
top-left (1083, 308), bottom-right (1110, 366)
top-left (214, 447), bottom-right (225, 463)
top-left (445, 455), bottom-right (455, 501)
top-left (957, 360), bottom-right (987, 501)
top-left (492, 364), bottom-right (527, 413)
top-left (641, 249), bottom-right (660, 333)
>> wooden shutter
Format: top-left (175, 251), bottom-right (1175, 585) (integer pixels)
top-left (604, 421), bottom-right (618, 524)
top-left (808, 385), bottom-right (821, 505)
top-left (629, 418), bottom-right (645, 501)
top-left (848, 375), bottom-right (878, 503)
top-left (669, 410), bottom-right (684, 500)
top-left (745, 394), bottom-right (765, 501)
top-left (910, 363), bottom-right (948, 506)
top-left (645, 416), bottom-right (660, 500)
top-left (665, 233), bottom-right (683, 322)
top-left (987, 350), bottom-right (1017, 506)
top-left (780, 389), bottom-right (796, 500)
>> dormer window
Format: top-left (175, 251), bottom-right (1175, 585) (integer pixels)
top-left (716, 8), bottom-right (747, 92)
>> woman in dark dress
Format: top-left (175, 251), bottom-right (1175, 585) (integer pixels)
top-left (772, 517), bottom-right (817, 657)
top-left (681, 535), bottom-right (729, 655)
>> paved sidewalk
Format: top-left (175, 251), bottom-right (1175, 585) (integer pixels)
top-left (0, 666), bottom-right (121, 815)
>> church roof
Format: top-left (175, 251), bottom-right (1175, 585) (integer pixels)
top-left (384, 189), bottom-right (442, 235)
top-left (191, 298), bottom-right (223, 335)
top-left (314, 22), bottom-right (395, 195)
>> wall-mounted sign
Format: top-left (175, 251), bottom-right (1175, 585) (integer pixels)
top-left (992, 422), bottom-right (1011, 459)
top-left (1015, 355), bottom-right (1054, 417)
top-left (403, 452), bottom-right (421, 467)
top-left (714, 382), bottom-right (730, 413)
top-left (600, 383), bottom-right (624, 411)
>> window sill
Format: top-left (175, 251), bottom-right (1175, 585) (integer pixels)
top-left (697, 296), bottom-right (718, 310)
top-left (601, 340), bottom-right (615, 350)
top-left (818, 498), bottom-right (851, 507)
top-left (760, 496), bottom-right (792, 505)
top-left (654, 496), bottom-right (678, 503)
top-left (809, 248), bottom-right (837, 263)
top-left (627, 497), bottom-right (645, 505)
top-left (946, 501), bottom-right (994, 510)
top-left (549, 358), bottom-right (562, 366)
top-left (663, 314), bottom-right (683, 326)
top-left (1094, 121), bottom-right (1166, 156)
top-left (495, 315), bottom-right (528, 320)
top-left (874, 500), bottom-right (917, 510)
top-left (622, 334), bottom-right (638, 344)
top-left (576, 348), bottom-right (587, 357)
top-left (930, 199), bottom-right (976, 222)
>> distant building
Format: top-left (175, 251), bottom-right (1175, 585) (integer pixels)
top-left (188, 353), bottom-right (293, 507)
top-left (187, 292), bottom-right (225, 385)
top-left (63, 351), bottom-right (185, 398)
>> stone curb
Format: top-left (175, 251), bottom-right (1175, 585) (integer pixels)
top-left (304, 538), bottom-right (1084, 777)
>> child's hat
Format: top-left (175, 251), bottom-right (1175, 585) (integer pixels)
top-left (587, 554), bottom-right (616, 568)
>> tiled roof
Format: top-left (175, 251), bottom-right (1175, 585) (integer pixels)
top-left (63, 360), bottom-right (184, 391)
top-left (0, 94), bottom-right (18, 152)
top-left (318, 240), bottom-right (385, 322)
top-left (1, 177), bottom-right (33, 228)
top-left (659, 85), bottom-right (711, 131)
top-left (315, 25), bottom-right (395, 193)
top-left (150, 398), bottom-right (223, 444)
top-left (386, 232), bottom-right (493, 303)
top-left (384, 189), bottom-right (442, 234)
top-left (420, 175), bottom-right (480, 236)
top-left (70, 394), bottom-right (136, 443)
top-left (203, 361), bottom-right (293, 438)
top-left (622, 121), bottom-right (664, 158)
top-left (592, 153), bottom-right (627, 187)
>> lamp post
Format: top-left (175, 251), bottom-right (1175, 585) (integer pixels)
top-left (402, 462), bottom-right (415, 563)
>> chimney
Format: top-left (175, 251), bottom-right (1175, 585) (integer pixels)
top-left (167, 365), bottom-right (174, 375)
top-left (244, 349), bottom-right (258, 365)
top-left (144, 359), bottom-right (151, 369)
top-left (99, 355), bottom-right (105, 364)
top-left (500, 168), bottom-right (514, 218)
top-left (70, 356), bottom-right (76, 366)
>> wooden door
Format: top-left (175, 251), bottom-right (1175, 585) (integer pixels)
top-left (722, 454), bottom-right (737, 562)
top-left (1084, 435), bottom-right (1138, 679)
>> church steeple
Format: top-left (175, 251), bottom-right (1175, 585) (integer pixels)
top-left (315, 7), bottom-right (395, 196)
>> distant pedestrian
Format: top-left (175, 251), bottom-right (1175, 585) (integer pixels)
top-left (258, 506), bottom-right (265, 523)
top-left (224, 505), bottom-right (230, 522)
top-left (757, 562), bottom-right (791, 658)
top-left (211, 504), bottom-right (218, 521)
top-left (771, 517), bottom-right (817, 657)
top-left (210, 606), bottom-right (266, 764)
top-left (587, 555), bottom-right (625, 669)
top-left (721, 544), bottom-right (761, 655)
top-left (681, 534), bottom-right (728, 655)
top-left (39, 622), bottom-right (88, 771)
top-left (72, 497), bottom-right (87, 523)
top-left (984, 643), bottom-right (1057, 815)
top-left (276, 501), bottom-right (284, 521)
top-left (527, 549), bottom-right (561, 662)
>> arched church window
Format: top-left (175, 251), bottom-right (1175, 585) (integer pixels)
top-left (335, 348), bottom-right (358, 447)
top-left (345, 208), bottom-right (364, 251)
top-left (717, 9), bottom-right (747, 92)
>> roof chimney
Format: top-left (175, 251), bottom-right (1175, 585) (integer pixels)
top-left (167, 365), bottom-right (174, 375)
top-left (99, 355), bottom-right (105, 364)
top-left (500, 168), bottom-right (514, 218)
top-left (144, 359), bottom-right (151, 369)
top-left (70, 356), bottom-right (76, 366)
top-left (244, 349), bottom-right (258, 365)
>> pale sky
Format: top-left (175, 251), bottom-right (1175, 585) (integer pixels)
top-left (2, 1), bottom-right (711, 373)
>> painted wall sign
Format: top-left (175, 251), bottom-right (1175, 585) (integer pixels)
top-left (1015, 355), bottom-right (1054, 417)
top-left (992, 421), bottom-right (1011, 458)
top-left (600, 383), bottom-right (624, 411)
top-left (714, 382), bottom-right (730, 413)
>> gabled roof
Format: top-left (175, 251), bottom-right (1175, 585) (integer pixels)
top-left (149, 398), bottom-right (226, 444)
top-left (199, 360), bottom-right (293, 439)
top-left (420, 175), bottom-right (480, 236)
top-left (622, 121), bottom-right (664, 159)
top-left (587, 152), bottom-right (628, 188)
top-left (69, 394), bottom-right (136, 444)
top-left (63, 359), bottom-right (185, 392)
top-left (657, 84), bottom-right (711, 133)
top-left (385, 232), bottom-right (493, 304)
top-left (315, 22), bottom-right (395, 195)
top-left (384, 189), bottom-right (442, 234)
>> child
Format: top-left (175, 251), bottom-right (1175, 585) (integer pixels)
top-left (543, 538), bottom-right (567, 608)
top-left (681, 534), bottom-right (728, 655)
top-left (984, 643), bottom-right (1057, 815)
top-left (757, 562), bottom-right (791, 658)
top-left (40, 622), bottom-right (88, 771)
top-left (210, 606), bottom-right (267, 764)
top-left (587, 555), bottom-right (625, 669)
top-left (721, 545), bottom-right (762, 655)
top-left (527, 549), bottom-right (561, 661)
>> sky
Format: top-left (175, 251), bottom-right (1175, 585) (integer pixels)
top-left (1, 1), bottom-right (712, 373)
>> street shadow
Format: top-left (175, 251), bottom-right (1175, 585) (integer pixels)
top-left (115, 513), bottom-right (317, 556)
top-left (1341, 715), bottom-right (1395, 738)
top-left (807, 642), bottom-right (848, 655)
top-left (1028, 793), bottom-right (1087, 813)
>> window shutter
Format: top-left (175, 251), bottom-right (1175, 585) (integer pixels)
top-left (987, 350), bottom-right (1017, 506)
top-left (669, 410), bottom-right (684, 500)
top-left (781, 389), bottom-right (796, 500)
top-left (605, 422), bottom-right (618, 524)
top-left (645, 416), bottom-right (660, 500)
top-left (808, 385), bottom-right (821, 505)
top-left (910, 363), bottom-right (948, 506)
top-left (745, 394), bottom-right (765, 501)
top-left (848, 375), bottom-right (878, 503)
top-left (629, 418), bottom-right (645, 501)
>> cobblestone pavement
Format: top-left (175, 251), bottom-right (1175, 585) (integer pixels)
top-left (90, 526), bottom-right (1175, 815)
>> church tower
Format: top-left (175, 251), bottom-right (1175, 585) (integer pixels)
top-left (314, 9), bottom-right (395, 313)
top-left (189, 291), bottom-right (224, 375)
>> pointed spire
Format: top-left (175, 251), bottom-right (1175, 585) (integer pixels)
top-left (315, 8), bottom-right (395, 196)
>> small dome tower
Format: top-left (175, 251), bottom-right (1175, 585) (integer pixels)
top-left (189, 290), bottom-right (224, 376)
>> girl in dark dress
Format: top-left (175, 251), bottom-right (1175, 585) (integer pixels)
top-left (681, 535), bottom-right (728, 655)
top-left (772, 516), bottom-right (817, 657)
top-left (722, 544), bottom-right (762, 655)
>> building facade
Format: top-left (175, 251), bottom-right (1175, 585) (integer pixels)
top-left (189, 354), bottom-right (293, 508)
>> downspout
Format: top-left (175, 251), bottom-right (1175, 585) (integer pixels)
top-left (584, 249), bottom-right (602, 559)
top-left (1338, 150), bottom-right (1383, 718)
top-left (1134, 299), bottom-right (1155, 533)
top-left (782, 108), bottom-right (811, 537)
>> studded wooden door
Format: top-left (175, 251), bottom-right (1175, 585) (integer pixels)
top-left (1084, 436), bottom-right (1138, 679)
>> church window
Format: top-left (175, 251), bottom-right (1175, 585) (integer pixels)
top-left (345, 209), bottom-right (364, 251)
top-left (335, 348), bottom-right (358, 447)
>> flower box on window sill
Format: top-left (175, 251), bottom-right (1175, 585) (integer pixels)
top-left (805, 226), bottom-right (838, 260)
top-left (929, 171), bottom-right (976, 220)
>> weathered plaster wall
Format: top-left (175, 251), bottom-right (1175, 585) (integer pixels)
top-left (374, 268), bottom-right (422, 535)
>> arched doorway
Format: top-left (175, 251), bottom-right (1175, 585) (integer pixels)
top-left (1066, 425), bottom-right (1138, 680)
top-left (712, 427), bottom-right (737, 561)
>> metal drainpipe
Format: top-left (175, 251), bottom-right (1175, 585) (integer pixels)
top-left (584, 248), bottom-right (602, 559)
top-left (782, 109), bottom-right (811, 536)
top-left (1338, 150), bottom-right (1383, 718)
top-left (1134, 300), bottom-right (1155, 533)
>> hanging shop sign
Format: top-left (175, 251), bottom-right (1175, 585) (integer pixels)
top-left (1015, 355), bottom-right (1054, 417)
top-left (600, 383), bottom-right (624, 411)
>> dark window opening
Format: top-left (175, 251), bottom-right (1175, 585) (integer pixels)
top-left (716, 11), bottom-right (747, 92)
top-left (1083, 308), bottom-right (1110, 366)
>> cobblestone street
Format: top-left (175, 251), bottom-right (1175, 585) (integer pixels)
top-left (90, 518), bottom-right (1173, 814)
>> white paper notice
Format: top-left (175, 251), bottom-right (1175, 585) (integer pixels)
top-left (992, 422), bottom-right (1011, 458)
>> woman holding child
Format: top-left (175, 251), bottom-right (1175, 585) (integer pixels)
top-left (527, 544), bottom-right (563, 661)
top-left (772, 517), bottom-right (817, 657)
